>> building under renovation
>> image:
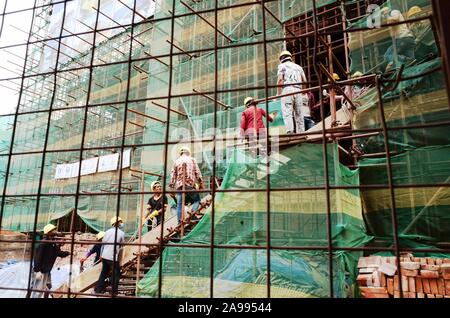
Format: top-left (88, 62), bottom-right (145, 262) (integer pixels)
top-left (0, 0), bottom-right (449, 298)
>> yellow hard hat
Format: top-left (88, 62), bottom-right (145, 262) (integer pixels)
top-left (151, 180), bottom-right (161, 189)
top-left (279, 50), bottom-right (292, 61)
top-left (110, 216), bottom-right (123, 226)
top-left (244, 97), bottom-right (256, 107)
top-left (96, 231), bottom-right (105, 240)
top-left (352, 71), bottom-right (363, 78)
top-left (407, 6), bottom-right (422, 18)
top-left (333, 73), bottom-right (340, 81)
top-left (43, 224), bottom-right (57, 235)
top-left (178, 146), bottom-right (191, 155)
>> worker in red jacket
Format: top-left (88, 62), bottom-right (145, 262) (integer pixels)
top-left (239, 97), bottom-right (276, 156)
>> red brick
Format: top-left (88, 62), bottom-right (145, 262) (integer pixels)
top-left (394, 276), bottom-right (399, 291)
top-left (435, 294), bottom-right (444, 298)
top-left (420, 258), bottom-right (427, 265)
top-left (409, 277), bottom-right (416, 293)
top-left (423, 278), bottom-right (431, 294)
top-left (358, 256), bottom-right (382, 268)
top-left (400, 262), bottom-right (420, 270)
top-left (357, 274), bottom-right (372, 286)
top-left (426, 258), bottom-right (435, 265)
top-left (420, 270), bottom-right (439, 278)
top-left (380, 272), bottom-right (386, 287)
top-left (435, 259), bottom-right (442, 265)
top-left (416, 277), bottom-right (423, 293)
top-left (417, 292), bottom-right (425, 298)
top-left (401, 269), bottom-right (418, 277)
top-left (427, 294), bottom-right (435, 298)
top-left (420, 264), bottom-right (439, 271)
top-left (360, 291), bottom-right (389, 298)
top-left (445, 280), bottom-right (450, 295)
top-left (387, 278), bottom-right (394, 295)
top-left (401, 276), bottom-right (409, 292)
top-left (359, 267), bottom-right (376, 274)
top-left (438, 279), bottom-right (445, 295)
top-left (442, 259), bottom-right (450, 264)
top-left (372, 270), bottom-right (381, 287)
top-left (430, 279), bottom-right (439, 294)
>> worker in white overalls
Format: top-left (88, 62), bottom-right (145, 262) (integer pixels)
top-left (277, 50), bottom-right (310, 134)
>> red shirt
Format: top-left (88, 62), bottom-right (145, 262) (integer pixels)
top-left (240, 106), bottom-right (273, 136)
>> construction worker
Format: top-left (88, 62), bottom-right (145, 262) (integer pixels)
top-left (239, 97), bottom-right (276, 156)
top-left (80, 231), bottom-right (105, 268)
top-left (94, 216), bottom-right (125, 295)
top-left (169, 146), bottom-right (204, 224)
top-left (381, 8), bottom-right (415, 71)
top-left (321, 73), bottom-right (342, 119)
top-left (30, 223), bottom-right (70, 298)
top-left (406, 6), bottom-right (435, 61)
top-left (277, 50), bottom-right (309, 133)
top-left (144, 180), bottom-right (168, 232)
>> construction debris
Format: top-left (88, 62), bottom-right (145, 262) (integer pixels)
top-left (357, 254), bottom-right (450, 298)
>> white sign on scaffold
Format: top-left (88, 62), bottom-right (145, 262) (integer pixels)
top-left (98, 153), bottom-right (120, 173)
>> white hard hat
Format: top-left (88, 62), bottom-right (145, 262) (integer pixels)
top-left (43, 224), bottom-right (57, 235)
top-left (151, 180), bottom-right (161, 189)
top-left (279, 50), bottom-right (292, 61)
top-left (179, 146), bottom-right (191, 155)
top-left (244, 97), bottom-right (256, 107)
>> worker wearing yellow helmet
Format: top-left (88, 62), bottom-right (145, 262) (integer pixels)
top-left (352, 71), bottom-right (363, 78)
top-left (31, 224), bottom-right (70, 298)
top-left (382, 8), bottom-right (415, 72)
top-left (405, 6), bottom-right (431, 45)
top-left (169, 144), bottom-right (204, 224)
top-left (277, 49), bottom-right (313, 133)
top-left (80, 231), bottom-right (106, 266)
top-left (406, 6), bottom-right (422, 19)
top-left (144, 180), bottom-right (168, 232)
top-left (94, 216), bottom-right (125, 294)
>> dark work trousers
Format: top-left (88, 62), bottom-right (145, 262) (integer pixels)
top-left (94, 259), bottom-right (121, 295)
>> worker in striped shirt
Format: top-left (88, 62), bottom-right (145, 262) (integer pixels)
top-left (169, 146), bottom-right (204, 223)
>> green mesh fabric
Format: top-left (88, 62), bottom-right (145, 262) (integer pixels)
top-left (137, 144), bottom-right (372, 297)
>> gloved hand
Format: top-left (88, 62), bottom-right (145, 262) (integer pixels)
top-left (322, 89), bottom-right (329, 97)
top-left (35, 272), bottom-right (44, 281)
top-left (80, 258), bottom-right (86, 263)
top-left (149, 210), bottom-right (160, 219)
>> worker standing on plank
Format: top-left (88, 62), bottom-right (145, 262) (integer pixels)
top-left (239, 97), bottom-right (276, 156)
top-left (277, 50), bottom-right (309, 133)
top-left (80, 231), bottom-right (105, 269)
top-left (169, 146), bottom-right (204, 224)
top-left (381, 8), bottom-right (416, 71)
top-left (30, 224), bottom-right (70, 298)
top-left (144, 180), bottom-right (168, 232)
top-left (94, 217), bottom-right (125, 295)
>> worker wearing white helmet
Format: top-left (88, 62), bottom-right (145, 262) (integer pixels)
top-left (94, 216), bottom-right (125, 295)
top-left (31, 224), bottom-right (69, 298)
top-left (144, 180), bottom-right (168, 232)
top-left (277, 50), bottom-right (311, 133)
top-left (169, 146), bottom-right (204, 224)
top-left (381, 8), bottom-right (415, 71)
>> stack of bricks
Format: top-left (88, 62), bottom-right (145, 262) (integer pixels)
top-left (357, 253), bottom-right (450, 298)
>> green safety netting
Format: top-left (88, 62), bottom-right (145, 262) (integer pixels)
top-left (137, 144), bottom-right (372, 297)
top-left (348, 0), bottom-right (437, 75)
top-left (358, 145), bottom-right (450, 244)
